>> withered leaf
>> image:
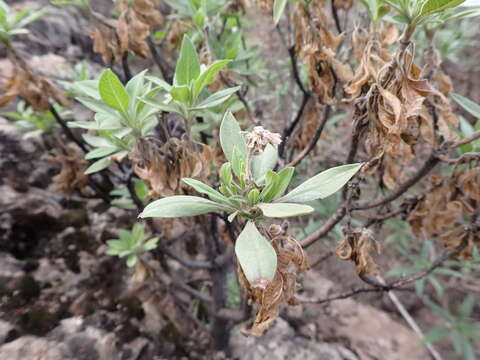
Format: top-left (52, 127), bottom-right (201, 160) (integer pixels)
top-left (239, 224), bottom-right (308, 337)
top-left (335, 228), bottom-right (380, 275)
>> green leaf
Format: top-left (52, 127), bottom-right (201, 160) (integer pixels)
top-left (98, 69), bottom-right (130, 117)
top-left (125, 69), bottom-right (147, 109)
top-left (85, 147), bottom-right (118, 160)
top-left (77, 97), bottom-right (118, 116)
top-left (220, 111), bottom-right (248, 163)
top-left (460, 295), bottom-right (475, 319)
top-left (227, 211), bottom-right (238, 223)
top-left (143, 238), bottom-right (159, 251)
top-left (84, 157), bottom-right (112, 175)
top-left (126, 254), bottom-right (138, 267)
top-left (419, 0), bottom-right (466, 17)
top-left (424, 298), bottom-right (453, 321)
top-left (423, 327), bottom-right (450, 344)
top-left (192, 86), bottom-right (240, 110)
top-left (220, 162), bottom-right (233, 186)
top-left (451, 93), bottom-right (480, 119)
top-left (235, 221), bottom-right (277, 284)
top-left (251, 144), bottom-right (278, 183)
top-left (271, 167), bottom-right (294, 200)
top-left (247, 188), bottom-right (260, 205)
top-left (277, 163), bottom-right (363, 203)
top-left (140, 97), bottom-right (179, 113)
top-left (139, 195), bottom-right (232, 218)
top-left (174, 35), bottom-right (201, 86)
top-left (193, 8), bottom-right (206, 27)
top-left (170, 85), bottom-right (191, 104)
top-left (71, 79), bottom-right (100, 99)
top-left (192, 60), bottom-right (231, 101)
top-left (132, 223), bottom-right (145, 242)
top-left (273, 0), bottom-right (288, 25)
top-left (258, 203), bottom-right (314, 218)
top-left (231, 146), bottom-right (245, 178)
top-left (259, 170), bottom-right (279, 202)
top-left (82, 134), bottom-right (113, 148)
top-left (146, 76), bottom-right (172, 91)
top-left (181, 178), bottom-right (230, 204)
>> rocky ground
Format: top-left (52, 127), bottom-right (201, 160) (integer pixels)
top-left (1, 0), bottom-right (477, 359)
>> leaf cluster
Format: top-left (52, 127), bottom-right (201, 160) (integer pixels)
top-left (0, 1), bottom-right (47, 44)
top-left (106, 223), bottom-right (158, 267)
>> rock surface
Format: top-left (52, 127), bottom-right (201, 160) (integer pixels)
top-left (301, 273), bottom-right (429, 360)
top-left (230, 318), bottom-right (358, 360)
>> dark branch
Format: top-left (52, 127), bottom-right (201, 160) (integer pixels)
top-left (286, 105), bottom-right (331, 167)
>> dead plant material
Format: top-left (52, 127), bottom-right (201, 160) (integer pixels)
top-left (335, 228), bottom-right (381, 275)
top-left (360, 48), bottom-right (458, 189)
top-left (130, 136), bottom-right (213, 198)
top-left (408, 166), bottom-right (480, 259)
top-left (47, 146), bottom-right (88, 195)
top-left (90, 0), bottom-right (162, 64)
top-left (293, 2), bottom-right (350, 104)
top-left (0, 54), bottom-right (69, 111)
top-left (344, 23), bottom-right (397, 102)
top-left (292, 100), bottom-right (324, 151)
top-left (333, 0), bottom-right (354, 10)
top-left (239, 224), bottom-right (308, 337)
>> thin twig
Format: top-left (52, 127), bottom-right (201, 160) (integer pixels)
top-left (376, 275), bottom-right (443, 360)
top-left (286, 105), bottom-right (331, 167)
top-left (301, 204), bottom-right (347, 248)
top-left (451, 130), bottom-right (480, 149)
top-left (353, 153), bottom-right (440, 211)
top-left (50, 105), bottom-right (88, 153)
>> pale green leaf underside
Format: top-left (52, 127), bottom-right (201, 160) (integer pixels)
top-left (219, 112), bottom-right (248, 162)
top-left (277, 163), bottom-right (363, 203)
top-left (258, 202), bottom-right (314, 218)
top-left (235, 221), bottom-right (277, 284)
top-left (273, 0), bottom-right (288, 24)
top-left (139, 195), bottom-right (231, 218)
top-left (451, 93), bottom-right (480, 119)
top-left (251, 144), bottom-right (278, 183)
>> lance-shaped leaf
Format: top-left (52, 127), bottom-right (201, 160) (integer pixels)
top-left (258, 203), bottom-right (314, 218)
top-left (451, 93), bottom-right (480, 119)
top-left (220, 111), bottom-right (248, 162)
top-left (192, 59), bottom-right (231, 100)
top-left (251, 144), bottom-right (278, 183)
top-left (235, 221), bottom-right (277, 284)
top-left (139, 195), bottom-right (232, 218)
top-left (181, 178), bottom-right (230, 204)
top-left (174, 35), bottom-right (201, 86)
top-left (273, 0), bottom-right (287, 24)
top-left (419, 0), bottom-right (466, 17)
top-left (271, 166), bottom-right (294, 200)
top-left (192, 86), bottom-right (240, 110)
top-left (277, 163), bottom-right (363, 203)
top-left (98, 69), bottom-right (130, 117)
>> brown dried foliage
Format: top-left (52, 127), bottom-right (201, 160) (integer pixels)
top-left (345, 24), bottom-right (398, 101)
top-left (292, 100), bottom-right (324, 151)
top-left (0, 55), bottom-right (68, 111)
top-left (408, 166), bottom-right (480, 259)
top-left (347, 24), bottom-right (459, 189)
top-left (91, 0), bottom-right (162, 64)
top-left (47, 146), bottom-right (88, 195)
top-left (238, 224), bottom-right (308, 337)
top-left (335, 228), bottom-right (381, 275)
top-left (293, 2), bottom-right (351, 104)
top-left (333, 0), bottom-right (354, 10)
top-left (130, 137), bottom-right (213, 198)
